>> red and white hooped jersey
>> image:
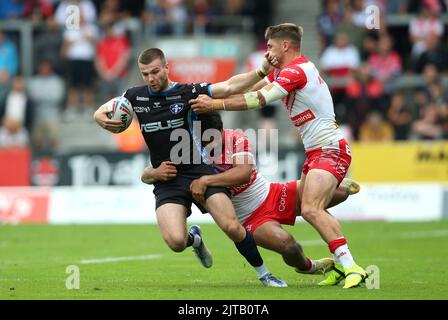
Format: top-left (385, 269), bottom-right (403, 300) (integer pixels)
top-left (265, 55), bottom-right (343, 151)
top-left (213, 129), bottom-right (269, 223)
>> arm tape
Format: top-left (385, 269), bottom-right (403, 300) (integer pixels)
top-left (243, 85), bottom-right (287, 110)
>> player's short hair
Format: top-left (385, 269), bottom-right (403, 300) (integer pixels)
top-left (197, 112), bottom-right (223, 135)
top-left (265, 23), bottom-right (303, 49)
top-left (138, 48), bottom-right (166, 65)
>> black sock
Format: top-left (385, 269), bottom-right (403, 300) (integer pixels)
top-left (186, 232), bottom-right (194, 247)
top-left (234, 230), bottom-right (263, 267)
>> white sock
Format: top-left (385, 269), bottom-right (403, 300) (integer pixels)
top-left (333, 253), bottom-right (340, 265)
top-left (254, 264), bottom-right (270, 279)
top-left (192, 234), bottom-right (201, 248)
top-left (304, 257), bottom-right (316, 273)
top-left (334, 244), bottom-right (355, 269)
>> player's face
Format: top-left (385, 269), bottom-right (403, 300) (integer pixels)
top-left (139, 59), bottom-right (169, 93)
top-left (266, 38), bottom-right (284, 68)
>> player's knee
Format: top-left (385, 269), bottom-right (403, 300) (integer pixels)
top-left (221, 221), bottom-right (245, 241)
top-left (300, 206), bottom-right (320, 222)
top-left (276, 233), bottom-right (298, 254)
top-left (165, 236), bottom-right (186, 252)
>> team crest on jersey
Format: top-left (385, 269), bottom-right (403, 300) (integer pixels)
top-left (170, 103), bottom-right (185, 114)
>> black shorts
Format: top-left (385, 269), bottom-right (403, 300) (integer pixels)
top-left (153, 164), bottom-right (231, 216)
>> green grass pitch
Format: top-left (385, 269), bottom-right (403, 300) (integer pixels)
top-left (1, 221), bottom-right (448, 300)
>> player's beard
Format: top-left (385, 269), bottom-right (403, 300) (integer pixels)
top-left (150, 72), bottom-right (169, 93)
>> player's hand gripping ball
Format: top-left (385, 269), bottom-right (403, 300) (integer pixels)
top-left (105, 97), bottom-right (134, 133)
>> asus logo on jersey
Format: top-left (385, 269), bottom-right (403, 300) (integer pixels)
top-left (140, 118), bottom-right (184, 133)
top-left (136, 96), bottom-right (149, 101)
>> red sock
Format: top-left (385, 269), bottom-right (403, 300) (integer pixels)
top-left (328, 237), bottom-right (347, 254)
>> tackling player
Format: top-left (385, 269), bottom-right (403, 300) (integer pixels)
top-left (189, 24), bottom-right (367, 288)
top-left (142, 112), bottom-right (360, 282)
top-left (94, 48), bottom-right (286, 287)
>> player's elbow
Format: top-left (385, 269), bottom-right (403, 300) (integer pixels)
top-left (141, 168), bottom-right (154, 184)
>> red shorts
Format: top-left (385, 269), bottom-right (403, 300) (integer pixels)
top-left (242, 181), bottom-right (297, 235)
top-left (302, 139), bottom-right (351, 184)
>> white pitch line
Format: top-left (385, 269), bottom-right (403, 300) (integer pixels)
top-left (400, 230), bottom-right (448, 239)
top-left (80, 254), bottom-right (162, 265)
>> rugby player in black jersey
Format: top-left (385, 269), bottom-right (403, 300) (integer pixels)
top-left (94, 48), bottom-right (286, 287)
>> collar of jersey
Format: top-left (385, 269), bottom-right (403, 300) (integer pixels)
top-left (147, 82), bottom-right (178, 96)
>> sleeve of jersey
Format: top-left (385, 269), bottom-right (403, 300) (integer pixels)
top-left (264, 71), bottom-right (275, 84)
top-left (193, 82), bottom-right (213, 97)
top-left (272, 66), bottom-right (307, 94)
top-left (232, 131), bottom-right (253, 159)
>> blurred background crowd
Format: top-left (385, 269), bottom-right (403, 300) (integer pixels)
top-left (0, 0), bottom-right (447, 154)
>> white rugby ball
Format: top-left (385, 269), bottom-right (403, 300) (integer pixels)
top-left (106, 96), bottom-right (134, 133)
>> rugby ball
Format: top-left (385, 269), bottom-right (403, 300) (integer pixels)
top-left (105, 96), bottom-right (134, 133)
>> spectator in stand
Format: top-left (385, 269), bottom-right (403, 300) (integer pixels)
top-left (351, 0), bottom-right (369, 28)
top-left (411, 102), bottom-right (445, 140)
top-left (386, 0), bottom-right (409, 13)
top-left (0, 31), bottom-right (19, 86)
top-left (166, 0), bottom-right (188, 35)
top-left (61, 9), bottom-right (98, 119)
top-left (0, 0), bottom-right (26, 19)
top-left (28, 60), bottom-right (65, 151)
top-left (367, 34), bottom-right (402, 88)
top-left (414, 35), bottom-right (448, 74)
top-left (34, 15), bottom-right (64, 75)
top-left (320, 31), bottom-right (360, 105)
top-left (0, 75), bottom-right (32, 148)
top-left (409, 3), bottom-right (444, 60)
top-left (95, 13), bottom-right (131, 103)
top-left (345, 63), bottom-right (385, 139)
top-left (335, 8), bottom-right (364, 52)
top-left (23, 0), bottom-right (54, 23)
top-left (54, 0), bottom-right (97, 27)
top-left (386, 91), bottom-right (413, 140)
top-left (143, 0), bottom-right (172, 35)
top-left (188, 0), bottom-right (213, 34)
top-left (317, 0), bottom-right (343, 49)
top-left (359, 110), bottom-right (394, 142)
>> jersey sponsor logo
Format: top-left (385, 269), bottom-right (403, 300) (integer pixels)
top-left (169, 103), bottom-right (185, 114)
top-left (276, 76), bottom-right (291, 83)
top-left (140, 118), bottom-right (184, 133)
top-left (153, 102), bottom-right (162, 108)
top-left (278, 184), bottom-right (287, 212)
top-left (166, 95), bottom-right (182, 101)
top-left (133, 106), bottom-right (151, 113)
top-left (200, 82), bottom-right (208, 87)
top-left (290, 109), bottom-right (316, 127)
top-left (136, 96), bottom-right (149, 101)
top-left (283, 67), bottom-right (301, 75)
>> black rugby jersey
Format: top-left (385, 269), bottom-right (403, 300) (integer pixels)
top-left (123, 82), bottom-right (212, 169)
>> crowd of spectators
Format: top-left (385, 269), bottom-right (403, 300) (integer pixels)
top-left (317, 0), bottom-right (448, 142)
top-left (0, 0), bottom-right (446, 154)
top-left (0, 0), bottom-right (268, 152)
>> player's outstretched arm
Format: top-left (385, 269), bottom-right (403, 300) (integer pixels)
top-left (141, 161), bottom-right (177, 184)
top-left (209, 57), bottom-right (273, 98)
top-left (93, 104), bottom-right (124, 133)
top-left (190, 82), bottom-right (287, 114)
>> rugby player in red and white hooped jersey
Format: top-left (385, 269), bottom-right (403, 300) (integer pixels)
top-left (190, 23), bottom-right (367, 288)
top-left (189, 112), bottom-right (362, 278)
